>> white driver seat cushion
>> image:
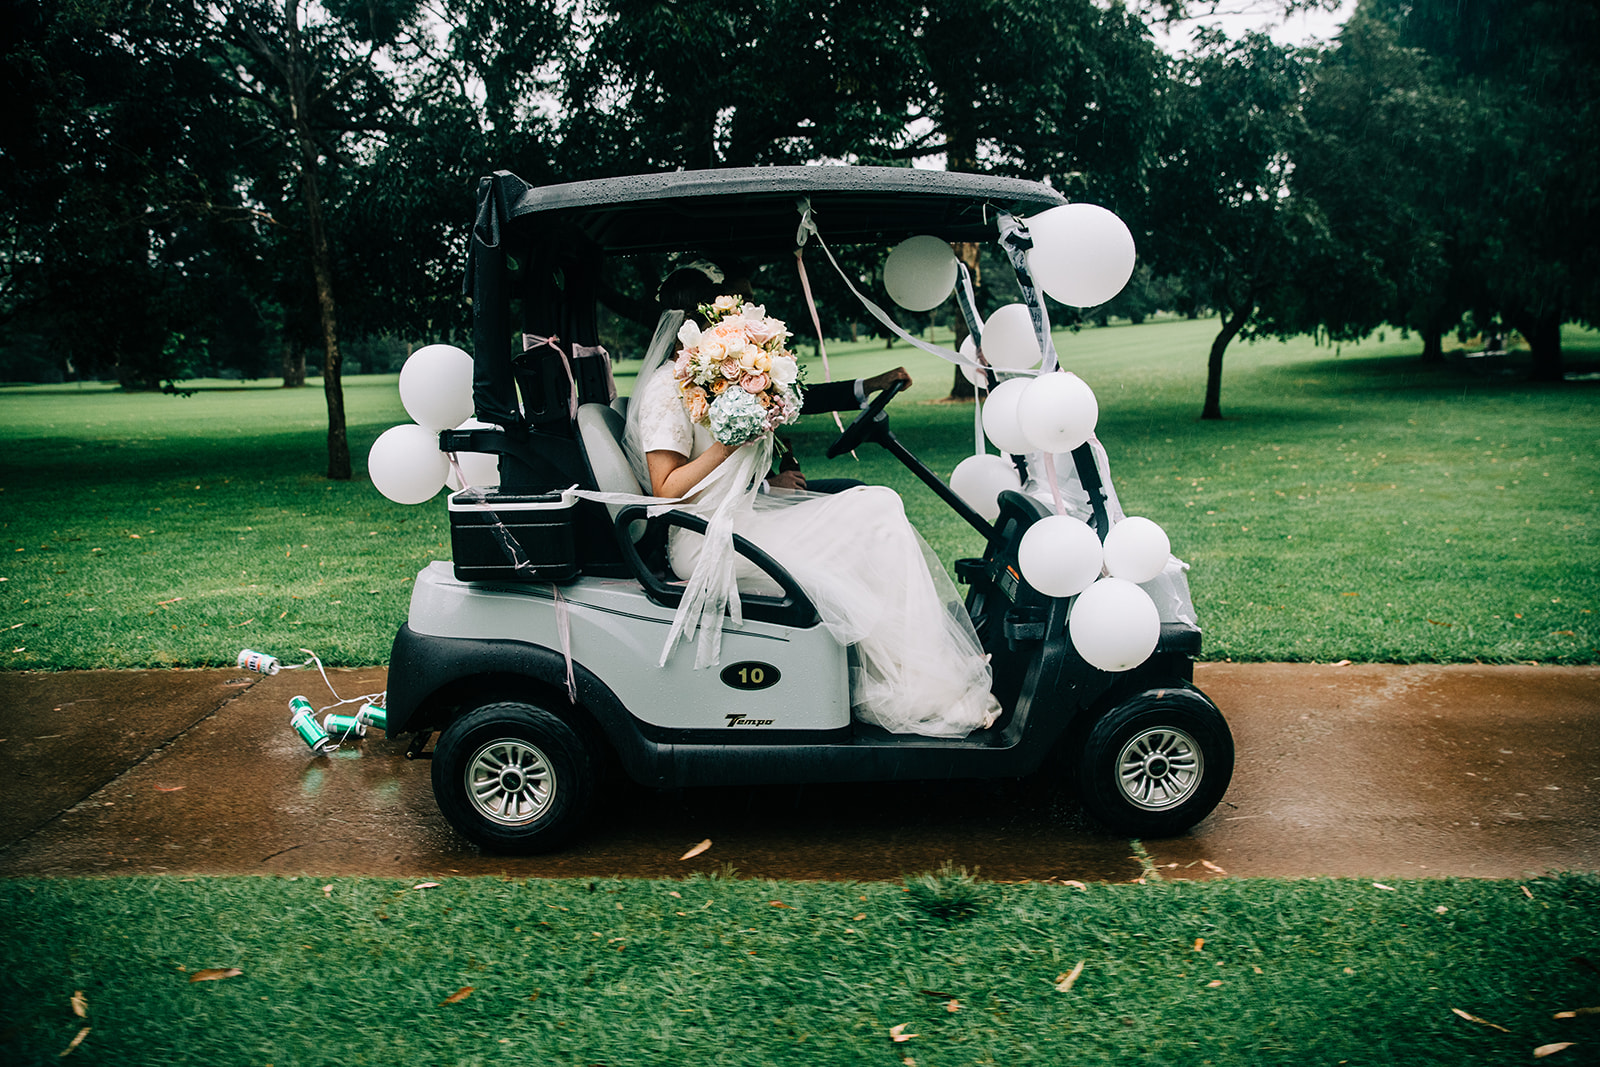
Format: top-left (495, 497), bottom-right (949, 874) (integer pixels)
top-left (576, 402), bottom-right (647, 542)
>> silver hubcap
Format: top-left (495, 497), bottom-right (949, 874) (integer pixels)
top-left (1116, 727), bottom-right (1203, 811)
top-left (465, 738), bottom-right (555, 826)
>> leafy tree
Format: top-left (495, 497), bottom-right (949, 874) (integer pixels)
top-left (200, 0), bottom-right (435, 478)
top-left (1357, 0), bottom-right (1599, 379)
top-left (1142, 28), bottom-right (1348, 419)
top-left (0, 0), bottom-right (259, 388)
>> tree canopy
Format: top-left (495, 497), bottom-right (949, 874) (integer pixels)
top-left (3, 0), bottom-right (1595, 465)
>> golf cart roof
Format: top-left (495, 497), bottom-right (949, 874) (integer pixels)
top-left (487, 166), bottom-right (1068, 255)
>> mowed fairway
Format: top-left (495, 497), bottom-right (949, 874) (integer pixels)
top-left (1, 317), bottom-right (1595, 669)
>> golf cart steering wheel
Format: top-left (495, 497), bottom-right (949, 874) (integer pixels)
top-left (826, 378), bottom-right (908, 459)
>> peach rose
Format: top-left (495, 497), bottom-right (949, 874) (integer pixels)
top-left (685, 387), bottom-right (709, 422)
top-left (741, 372), bottom-right (769, 394)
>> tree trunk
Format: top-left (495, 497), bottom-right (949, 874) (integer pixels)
top-left (1419, 307), bottom-right (1445, 364)
top-left (281, 340), bottom-right (306, 387)
top-left (946, 241), bottom-right (981, 401)
top-left (1201, 304), bottom-right (1252, 421)
top-left (304, 161), bottom-right (349, 479)
top-left (284, 14), bottom-right (349, 480)
top-left (1525, 309), bottom-right (1564, 382)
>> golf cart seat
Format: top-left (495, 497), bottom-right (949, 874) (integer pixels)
top-left (574, 402), bottom-right (819, 629)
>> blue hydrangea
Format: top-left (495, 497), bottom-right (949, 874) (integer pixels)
top-left (708, 387), bottom-right (769, 446)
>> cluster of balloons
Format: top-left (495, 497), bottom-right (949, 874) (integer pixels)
top-left (881, 202), bottom-right (1136, 317)
top-left (369, 344), bottom-right (499, 505)
top-left (1016, 513), bottom-right (1173, 672)
top-left (980, 371), bottom-right (1099, 457)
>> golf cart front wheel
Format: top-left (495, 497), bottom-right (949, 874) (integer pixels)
top-left (1076, 685), bottom-right (1233, 837)
top-left (431, 702), bottom-right (595, 854)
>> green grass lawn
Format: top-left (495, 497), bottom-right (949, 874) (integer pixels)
top-left (2, 872), bottom-right (1597, 1065)
top-left (1, 317), bottom-right (1596, 669)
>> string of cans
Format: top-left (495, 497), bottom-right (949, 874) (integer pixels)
top-left (238, 647), bottom-right (388, 757)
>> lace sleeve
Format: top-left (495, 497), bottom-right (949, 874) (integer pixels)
top-left (635, 369), bottom-right (694, 457)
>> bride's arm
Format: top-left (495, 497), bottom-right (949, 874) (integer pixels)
top-left (648, 442), bottom-right (741, 498)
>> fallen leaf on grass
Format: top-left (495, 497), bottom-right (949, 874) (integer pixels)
top-left (1194, 938), bottom-right (1205, 952)
top-left (1553, 1007), bottom-right (1600, 1018)
top-left (1451, 1007), bottom-right (1510, 1032)
top-left (1534, 1043), bottom-right (1575, 1059)
top-left (1207, 980), bottom-right (1224, 988)
top-left (321, 885), bottom-right (333, 898)
top-left (412, 882), bottom-right (441, 890)
top-left (769, 901), bottom-right (792, 909)
top-left (679, 839), bottom-right (712, 861)
top-left (188, 968), bottom-right (243, 983)
top-left (889, 1023), bottom-right (916, 1042)
top-left (1055, 961), bottom-right (1085, 993)
top-left (1522, 885), bottom-right (1535, 899)
top-left (60, 1026), bottom-right (89, 1056)
top-left (1373, 882), bottom-right (1397, 891)
top-left (1062, 880), bottom-right (1088, 891)
top-left (70, 990), bottom-right (87, 1018)
top-left (440, 987), bottom-right (474, 1005)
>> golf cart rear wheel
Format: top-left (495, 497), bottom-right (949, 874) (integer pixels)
top-left (431, 702), bottom-right (595, 854)
top-left (1076, 685), bottom-right (1233, 838)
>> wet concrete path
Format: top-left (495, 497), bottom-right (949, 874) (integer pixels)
top-left (0, 663), bottom-right (1595, 882)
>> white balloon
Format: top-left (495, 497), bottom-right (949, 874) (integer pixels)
top-left (1017, 514), bottom-right (1104, 598)
top-left (949, 453), bottom-right (1022, 522)
top-left (1069, 577), bottom-right (1161, 672)
top-left (959, 335), bottom-right (989, 387)
top-left (980, 304), bottom-right (1042, 370)
top-left (1016, 371), bottom-right (1099, 454)
top-left (1026, 203), bottom-right (1137, 308)
top-left (445, 418), bottom-right (501, 491)
top-left (399, 344), bottom-right (475, 432)
top-left (368, 423), bottom-right (448, 505)
top-left (981, 377), bottom-right (1036, 455)
top-left (883, 235), bottom-right (958, 312)
top-left (1102, 516), bottom-right (1171, 584)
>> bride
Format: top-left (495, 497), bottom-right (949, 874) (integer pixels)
top-left (622, 299), bottom-right (1000, 740)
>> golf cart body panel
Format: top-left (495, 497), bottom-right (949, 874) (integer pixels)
top-left (384, 164), bottom-right (1230, 851)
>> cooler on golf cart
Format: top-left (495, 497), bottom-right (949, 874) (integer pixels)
top-left (382, 166), bottom-right (1233, 853)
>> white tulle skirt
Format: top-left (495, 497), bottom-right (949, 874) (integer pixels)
top-left (669, 485), bottom-right (1000, 738)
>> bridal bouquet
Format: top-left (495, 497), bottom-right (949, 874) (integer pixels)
top-left (672, 296), bottom-right (804, 446)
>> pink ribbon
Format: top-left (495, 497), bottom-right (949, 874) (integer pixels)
top-left (524, 333), bottom-right (579, 420)
top-left (794, 248), bottom-right (847, 435)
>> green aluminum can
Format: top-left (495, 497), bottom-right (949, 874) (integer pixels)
top-left (323, 712), bottom-right (366, 740)
top-left (289, 696), bottom-right (334, 754)
top-left (355, 704), bottom-right (388, 732)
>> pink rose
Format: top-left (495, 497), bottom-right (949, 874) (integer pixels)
top-left (721, 357), bottom-right (742, 380)
top-left (746, 316), bottom-right (788, 348)
top-left (741, 372), bottom-right (769, 394)
top-left (673, 350), bottom-right (693, 379)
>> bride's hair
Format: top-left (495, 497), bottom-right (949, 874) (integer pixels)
top-left (658, 267), bottom-right (722, 325)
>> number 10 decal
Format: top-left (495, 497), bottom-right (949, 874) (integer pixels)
top-left (719, 661), bottom-right (781, 691)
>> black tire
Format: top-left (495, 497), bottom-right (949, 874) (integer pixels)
top-left (1075, 684), bottom-right (1233, 838)
top-left (431, 701), bottom-right (596, 854)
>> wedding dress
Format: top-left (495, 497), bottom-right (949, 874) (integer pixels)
top-left (622, 313), bottom-right (1000, 739)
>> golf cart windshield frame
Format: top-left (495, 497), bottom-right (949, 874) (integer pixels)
top-left (464, 166), bottom-right (1066, 435)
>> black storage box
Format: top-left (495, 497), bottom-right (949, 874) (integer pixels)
top-left (448, 490), bottom-right (579, 582)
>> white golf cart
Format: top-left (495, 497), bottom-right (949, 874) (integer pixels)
top-left (383, 166), bottom-right (1233, 853)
